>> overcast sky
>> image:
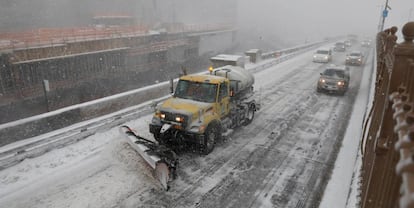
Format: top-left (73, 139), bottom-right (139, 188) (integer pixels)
top-left (0, 0), bottom-right (412, 46)
top-left (237, 0), bottom-right (414, 43)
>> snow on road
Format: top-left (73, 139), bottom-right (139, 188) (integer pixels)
top-left (0, 45), bottom-right (372, 208)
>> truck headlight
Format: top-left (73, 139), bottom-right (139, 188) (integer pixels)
top-left (175, 116), bottom-right (184, 122)
top-left (154, 111), bottom-right (166, 119)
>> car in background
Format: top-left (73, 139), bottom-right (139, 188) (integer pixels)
top-left (316, 65), bottom-right (350, 95)
top-left (361, 39), bottom-right (371, 47)
top-left (344, 40), bottom-right (352, 47)
top-left (313, 48), bottom-right (332, 63)
top-left (334, 42), bottom-right (346, 52)
top-left (345, 51), bottom-right (364, 66)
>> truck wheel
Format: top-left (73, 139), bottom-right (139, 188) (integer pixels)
top-left (243, 104), bottom-right (255, 126)
top-left (202, 125), bottom-right (218, 155)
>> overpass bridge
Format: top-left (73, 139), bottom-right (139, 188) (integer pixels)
top-left (0, 23), bottom-right (237, 124)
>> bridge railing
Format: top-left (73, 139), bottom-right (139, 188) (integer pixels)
top-left (361, 22), bottom-right (414, 208)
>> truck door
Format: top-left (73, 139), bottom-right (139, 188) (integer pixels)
top-left (218, 82), bottom-right (230, 118)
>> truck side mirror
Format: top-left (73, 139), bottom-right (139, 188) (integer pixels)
top-left (150, 100), bottom-right (160, 112)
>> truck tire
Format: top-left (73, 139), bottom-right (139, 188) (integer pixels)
top-left (243, 104), bottom-right (255, 126)
top-left (202, 124), bottom-right (218, 155)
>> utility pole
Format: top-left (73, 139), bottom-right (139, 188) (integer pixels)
top-left (379, 0), bottom-right (391, 31)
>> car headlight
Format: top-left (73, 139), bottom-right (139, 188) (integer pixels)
top-left (313, 55), bottom-right (317, 58)
top-left (346, 57), bottom-right (350, 60)
top-left (337, 81), bottom-right (345, 86)
top-left (358, 58), bottom-right (361, 61)
top-left (324, 56), bottom-right (328, 59)
top-left (319, 79), bottom-right (326, 83)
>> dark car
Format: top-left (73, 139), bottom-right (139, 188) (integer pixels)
top-left (316, 66), bottom-right (350, 95)
top-left (345, 51), bottom-right (363, 66)
top-left (334, 42), bottom-right (346, 52)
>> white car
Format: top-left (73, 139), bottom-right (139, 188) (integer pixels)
top-left (313, 48), bottom-right (332, 63)
top-left (361, 39), bottom-right (371, 47)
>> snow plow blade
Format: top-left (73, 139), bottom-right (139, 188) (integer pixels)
top-left (119, 125), bottom-right (178, 190)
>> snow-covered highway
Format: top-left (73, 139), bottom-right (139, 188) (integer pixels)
top-left (0, 45), bottom-right (373, 208)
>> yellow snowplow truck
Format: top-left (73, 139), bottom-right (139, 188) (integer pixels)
top-left (120, 55), bottom-right (259, 190)
top-left (150, 55), bottom-right (259, 154)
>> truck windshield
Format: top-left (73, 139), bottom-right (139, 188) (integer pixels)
top-left (174, 80), bottom-right (218, 103)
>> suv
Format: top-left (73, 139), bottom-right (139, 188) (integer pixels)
top-left (313, 48), bottom-right (332, 63)
top-left (334, 42), bottom-right (346, 52)
top-left (345, 51), bottom-right (363, 66)
top-left (316, 66), bottom-right (350, 95)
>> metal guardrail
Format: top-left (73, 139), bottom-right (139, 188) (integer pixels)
top-left (249, 40), bottom-right (327, 73)
top-left (360, 21), bottom-right (414, 208)
top-left (261, 41), bottom-right (325, 60)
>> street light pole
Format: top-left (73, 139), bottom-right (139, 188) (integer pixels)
top-left (380, 0), bottom-right (390, 31)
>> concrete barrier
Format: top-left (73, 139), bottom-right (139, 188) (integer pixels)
top-left (0, 81), bottom-right (172, 146)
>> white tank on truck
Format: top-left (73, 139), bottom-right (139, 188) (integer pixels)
top-left (211, 65), bottom-right (254, 96)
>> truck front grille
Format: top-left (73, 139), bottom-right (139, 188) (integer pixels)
top-left (161, 111), bottom-right (189, 128)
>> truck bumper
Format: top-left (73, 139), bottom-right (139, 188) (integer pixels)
top-left (150, 123), bottom-right (205, 145)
